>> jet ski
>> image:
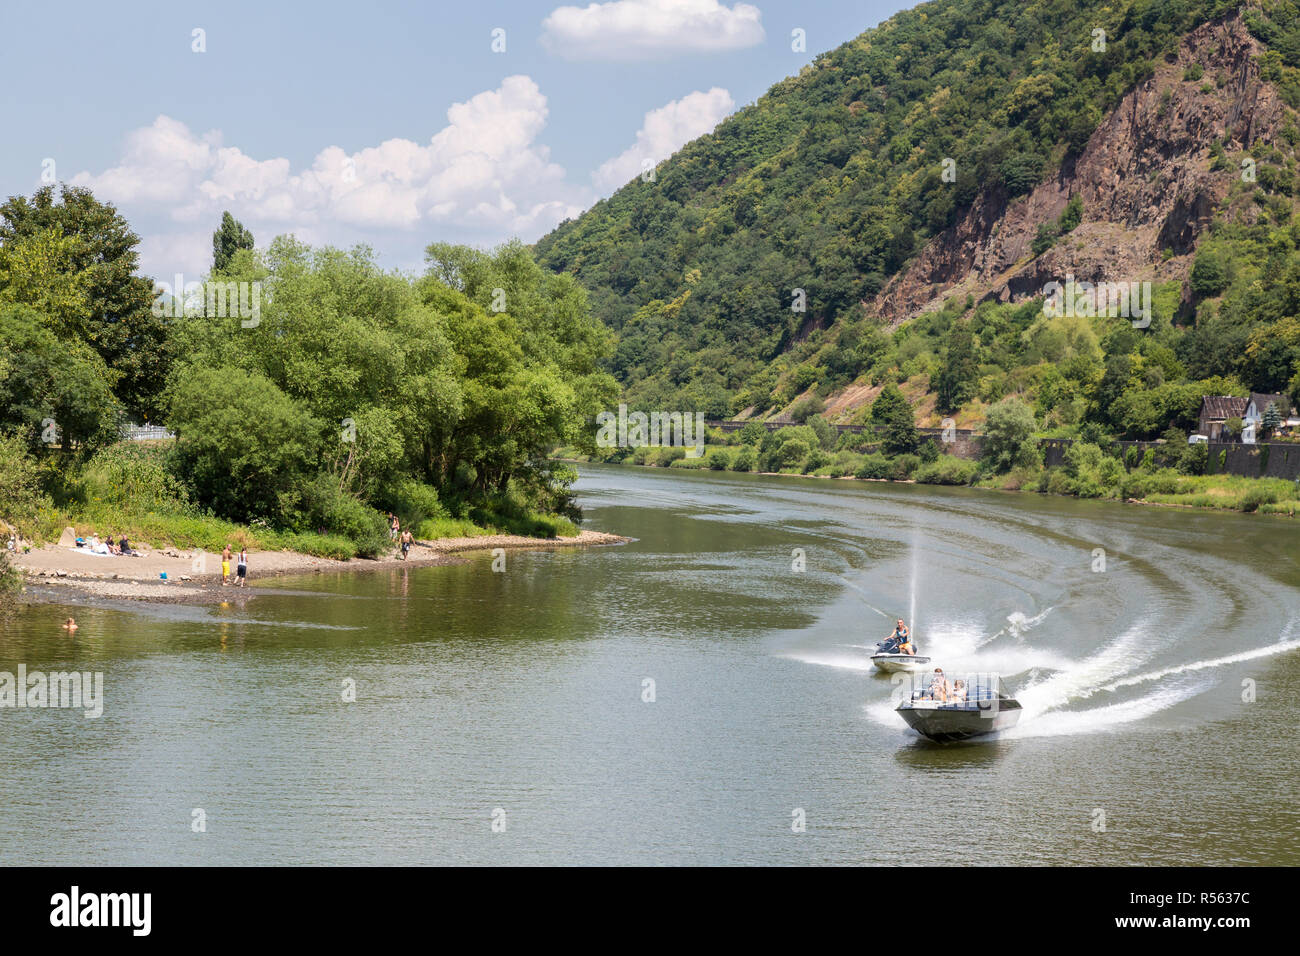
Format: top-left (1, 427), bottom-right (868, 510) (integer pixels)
top-left (895, 672), bottom-right (1021, 742)
top-left (870, 635), bottom-right (931, 673)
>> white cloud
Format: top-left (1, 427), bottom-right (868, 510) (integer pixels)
top-left (593, 87), bottom-right (735, 193)
top-left (70, 76), bottom-right (592, 278)
top-left (542, 0), bottom-right (764, 60)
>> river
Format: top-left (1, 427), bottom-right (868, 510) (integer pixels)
top-left (2, 463), bottom-right (1297, 865)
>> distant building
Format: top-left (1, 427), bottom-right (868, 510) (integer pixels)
top-left (1198, 393), bottom-right (1295, 442)
top-left (1244, 393), bottom-right (1294, 437)
top-left (1197, 396), bottom-right (1247, 441)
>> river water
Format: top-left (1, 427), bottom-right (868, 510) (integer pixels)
top-left (2, 464), bottom-right (1297, 865)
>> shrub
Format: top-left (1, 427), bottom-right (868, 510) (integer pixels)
top-left (731, 445), bottom-right (757, 472)
top-left (649, 446), bottom-right (687, 467)
top-left (779, 439), bottom-right (811, 468)
top-left (1045, 469), bottom-right (1073, 495)
top-left (75, 442), bottom-right (189, 514)
top-left (892, 454), bottom-right (921, 480)
top-left (855, 453), bottom-right (892, 479)
top-left (381, 479), bottom-right (445, 528)
top-left (281, 532), bottom-right (356, 560)
top-left (804, 449), bottom-right (833, 473)
top-left (915, 455), bottom-right (978, 485)
top-left (293, 476), bottom-right (390, 557)
top-left (1241, 485), bottom-right (1279, 513)
top-left (706, 448), bottom-right (732, 470)
top-left (0, 433), bottom-right (53, 533)
top-left (789, 396), bottom-right (826, 423)
top-left (0, 551), bottom-right (22, 616)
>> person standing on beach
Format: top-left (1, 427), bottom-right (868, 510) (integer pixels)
top-left (221, 544), bottom-right (232, 585)
top-left (389, 513), bottom-right (400, 542)
top-left (400, 529), bottom-right (413, 560)
top-left (236, 548), bottom-right (248, 587)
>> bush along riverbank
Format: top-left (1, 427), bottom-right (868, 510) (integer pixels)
top-left (2, 437), bottom-right (587, 563)
top-left (558, 396), bottom-right (1300, 516)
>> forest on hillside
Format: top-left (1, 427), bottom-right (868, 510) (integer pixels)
top-left (535, 0), bottom-right (1300, 439)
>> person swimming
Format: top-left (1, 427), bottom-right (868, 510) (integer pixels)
top-left (62, 617), bottom-right (78, 632)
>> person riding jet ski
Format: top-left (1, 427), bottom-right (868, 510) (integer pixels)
top-left (877, 619), bottom-right (916, 655)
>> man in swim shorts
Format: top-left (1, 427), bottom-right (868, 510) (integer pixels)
top-left (221, 544), bottom-right (232, 585)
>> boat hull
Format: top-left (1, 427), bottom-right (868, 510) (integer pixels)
top-left (871, 654), bottom-right (931, 673)
top-left (896, 699), bottom-right (1022, 742)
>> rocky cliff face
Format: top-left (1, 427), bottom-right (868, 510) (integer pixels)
top-left (872, 11), bottom-right (1289, 324)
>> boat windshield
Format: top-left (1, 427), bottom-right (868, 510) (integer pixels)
top-left (904, 672), bottom-right (1005, 704)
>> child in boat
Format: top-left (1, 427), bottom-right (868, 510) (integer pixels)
top-left (949, 679), bottom-right (967, 703)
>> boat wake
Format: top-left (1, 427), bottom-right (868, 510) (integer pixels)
top-left (808, 604), bottom-right (1300, 739)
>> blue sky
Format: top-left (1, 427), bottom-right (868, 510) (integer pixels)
top-left (1, 0), bottom-right (911, 279)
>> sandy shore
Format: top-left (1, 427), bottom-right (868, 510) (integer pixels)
top-left (12, 529), bottom-right (628, 606)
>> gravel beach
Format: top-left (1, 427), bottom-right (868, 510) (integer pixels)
top-left (11, 530), bottom-right (629, 605)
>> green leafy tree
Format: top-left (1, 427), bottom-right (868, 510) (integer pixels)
top-left (935, 325), bottom-right (978, 412)
top-left (212, 211), bottom-right (255, 272)
top-left (0, 185), bottom-right (165, 418)
top-left (982, 396), bottom-right (1039, 473)
top-left (1190, 249), bottom-right (1229, 298)
top-left (871, 383), bottom-right (918, 455)
top-left (0, 305), bottom-right (120, 456)
top-left (165, 365), bottom-right (322, 523)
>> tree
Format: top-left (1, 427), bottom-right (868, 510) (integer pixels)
top-left (935, 325), bottom-right (978, 412)
top-left (871, 383), bottom-right (919, 455)
top-left (0, 305), bottom-right (120, 457)
top-left (0, 185), bottom-right (165, 418)
top-left (1262, 401), bottom-right (1282, 437)
top-left (212, 212), bottom-right (255, 272)
top-left (1190, 249), bottom-right (1229, 298)
top-left (982, 396), bottom-right (1039, 473)
top-left (165, 365), bottom-right (322, 523)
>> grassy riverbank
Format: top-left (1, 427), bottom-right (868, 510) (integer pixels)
top-left (12, 488), bottom-right (580, 562)
top-left (3, 439), bottom-right (581, 565)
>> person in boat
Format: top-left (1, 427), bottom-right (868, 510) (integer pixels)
top-left (949, 678), bottom-right (967, 703)
top-left (928, 667), bottom-right (950, 701)
top-left (883, 619), bottom-right (915, 655)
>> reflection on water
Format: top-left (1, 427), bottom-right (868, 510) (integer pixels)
top-left (1, 464), bottom-right (1297, 865)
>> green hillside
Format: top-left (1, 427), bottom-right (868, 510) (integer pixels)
top-left (535, 0), bottom-right (1300, 433)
